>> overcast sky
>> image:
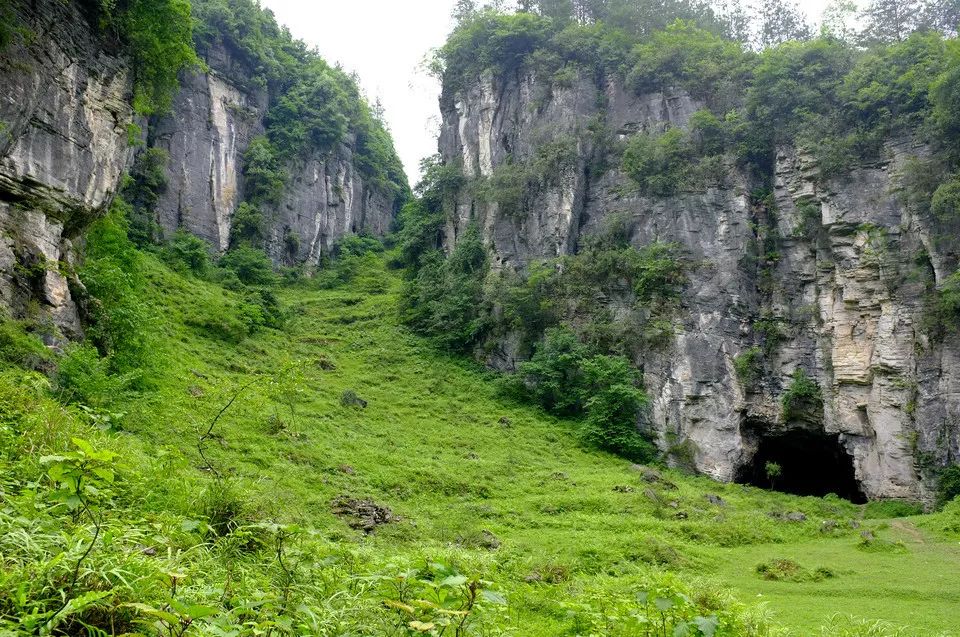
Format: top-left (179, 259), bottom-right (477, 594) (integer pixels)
top-left (261, 0), bottom-right (834, 184)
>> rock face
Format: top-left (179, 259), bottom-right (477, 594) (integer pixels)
top-left (0, 0), bottom-right (401, 332)
top-left (0, 0), bottom-right (134, 337)
top-left (439, 69), bottom-right (960, 500)
top-left (148, 47), bottom-right (398, 264)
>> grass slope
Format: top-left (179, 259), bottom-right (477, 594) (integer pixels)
top-left (2, 250), bottom-right (959, 635)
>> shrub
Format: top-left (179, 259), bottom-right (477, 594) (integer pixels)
top-left (515, 327), bottom-right (592, 415)
top-left (627, 21), bottom-right (752, 101)
top-left (512, 327), bottom-right (655, 461)
top-left (931, 176), bottom-right (960, 221)
top-left (230, 202), bottom-right (267, 247)
top-left (80, 198), bottom-right (153, 376)
top-left (622, 127), bottom-right (690, 196)
top-left (937, 464), bottom-right (960, 509)
top-left (580, 355), bottom-right (655, 462)
top-left (218, 246), bottom-right (276, 285)
top-left (399, 225), bottom-right (489, 352)
top-left (87, 0), bottom-right (199, 115)
top-left (392, 157), bottom-right (461, 269)
top-left (123, 148), bottom-right (169, 245)
top-left (930, 38), bottom-right (960, 147)
top-left (55, 344), bottom-right (132, 408)
top-left (163, 230), bottom-right (211, 276)
top-left (689, 108), bottom-right (728, 156)
top-left (0, 319), bottom-right (51, 371)
top-left (334, 235), bottom-right (384, 258)
top-left (243, 136), bottom-right (286, 206)
top-left (935, 270), bottom-right (960, 332)
top-left (435, 11), bottom-right (555, 94)
top-left (266, 67), bottom-right (351, 158)
top-left (755, 558), bottom-right (834, 582)
top-left (242, 288), bottom-right (285, 330)
top-left (734, 346), bottom-right (762, 387)
top-left (781, 368), bottom-right (823, 423)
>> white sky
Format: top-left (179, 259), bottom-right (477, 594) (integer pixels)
top-left (261, 0), bottom-right (834, 185)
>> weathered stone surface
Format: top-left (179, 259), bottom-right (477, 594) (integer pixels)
top-left (439, 69), bottom-right (960, 500)
top-left (148, 47), bottom-right (397, 265)
top-left (0, 0), bottom-right (134, 335)
top-left (150, 70), bottom-right (263, 252)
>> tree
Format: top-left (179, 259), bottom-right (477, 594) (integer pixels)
top-left (920, 0), bottom-right (960, 37)
top-left (821, 0), bottom-right (859, 42)
top-left (765, 461), bottom-right (783, 489)
top-left (754, 0), bottom-right (812, 48)
top-left (859, 0), bottom-right (921, 44)
top-left (452, 0), bottom-right (478, 23)
top-left (715, 0), bottom-right (752, 43)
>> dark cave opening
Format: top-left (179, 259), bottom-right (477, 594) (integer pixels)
top-left (738, 429), bottom-right (867, 504)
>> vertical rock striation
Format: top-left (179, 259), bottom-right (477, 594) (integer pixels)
top-left (147, 45), bottom-right (399, 265)
top-left (0, 0), bottom-right (134, 337)
top-left (439, 68), bottom-right (960, 500)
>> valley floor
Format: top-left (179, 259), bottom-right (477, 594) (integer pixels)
top-left (2, 251), bottom-right (959, 635)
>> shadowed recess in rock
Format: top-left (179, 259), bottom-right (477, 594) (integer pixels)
top-left (738, 430), bottom-right (867, 504)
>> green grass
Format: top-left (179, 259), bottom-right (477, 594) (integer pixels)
top-left (1, 251), bottom-right (958, 635)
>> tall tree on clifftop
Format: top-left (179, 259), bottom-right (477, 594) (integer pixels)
top-left (920, 0), bottom-right (960, 36)
top-left (754, 0), bottom-right (812, 48)
top-left (859, 0), bottom-right (921, 43)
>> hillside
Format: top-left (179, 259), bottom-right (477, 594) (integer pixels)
top-left (1, 233), bottom-right (958, 635)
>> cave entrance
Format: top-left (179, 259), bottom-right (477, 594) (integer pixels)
top-left (738, 429), bottom-right (866, 503)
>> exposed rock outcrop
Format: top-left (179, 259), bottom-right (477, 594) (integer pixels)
top-left (0, 0), bottom-right (402, 332)
top-left (439, 68), bottom-right (960, 500)
top-left (148, 46), bottom-right (398, 265)
top-left (0, 0), bottom-right (134, 337)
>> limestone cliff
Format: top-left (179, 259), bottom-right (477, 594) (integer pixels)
top-left (148, 51), bottom-right (398, 264)
top-left (0, 0), bottom-right (402, 336)
top-left (0, 0), bottom-right (134, 337)
top-left (438, 68), bottom-right (960, 501)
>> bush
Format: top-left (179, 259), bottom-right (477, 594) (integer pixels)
top-left (123, 148), bottom-right (169, 245)
top-left (622, 128), bottom-right (690, 196)
top-left (399, 225), bottom-right (489, 352)
top-left (511, 327), bottom-right (655, 461)
top-left (514, 327), bottom-right (592, 415)
top-left (0, 319), bottom-right (51, 371)
top-left (266, 66), bottom-right (352, 157)
top-left (163, 230), bottom-right (211, 276)
top-left (243, 288), bottom-right (285, 330)
top-left (937, 464), bottom-right (960, 509)
top-left (935, 270), bottom-right (960, 332)
top-left (931, 176), bottom-right (960, 221)
top-left (334, 235), bottom-right (384, 258)
top-left (781, 368), bottom-right (823, 423)
top-left (101, 0), bottom-right (200, 115)
top-left (230, 202), bottom-right (267, 247)
top-left (55, 344), bottom-right (132, 408)
top-left (580, 355), bottom-right (655, 462)
top-left (627, 21), bottom-right (752, 101)
top-left (218, 246), bottom-right (276, 285)
top-left (80, 198), bottom-right (153, 376)
top-left (734, 346), bottom-right (762, 387)
top-left (243, 136), bottom-right (286, 206)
